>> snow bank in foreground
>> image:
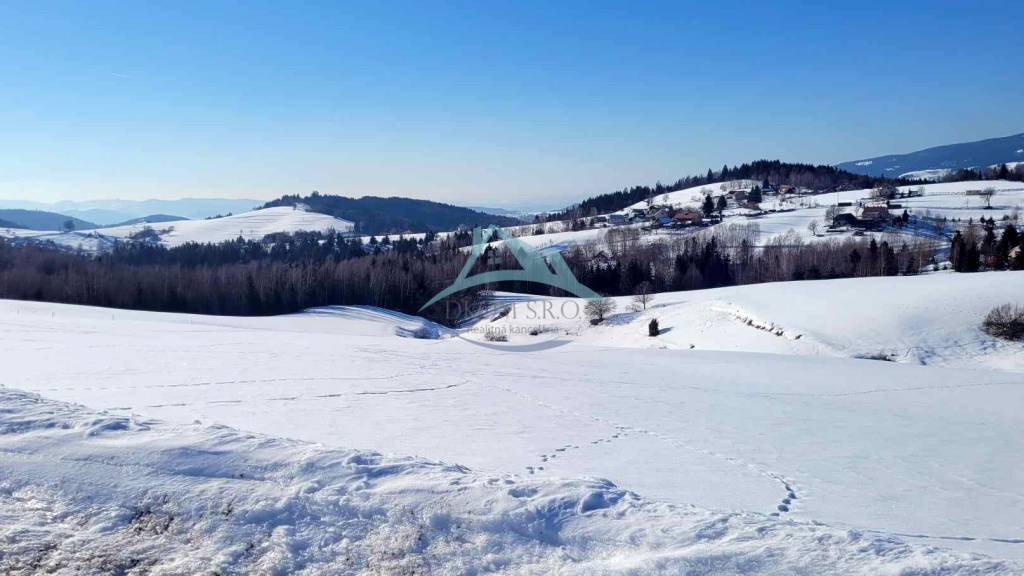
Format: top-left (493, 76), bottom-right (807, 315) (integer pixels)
top-left (1, 388), bottom-right (1013, 575)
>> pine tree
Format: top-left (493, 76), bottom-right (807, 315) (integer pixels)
top-left (702, 194), bottom-right (715, 218)
top-left (950, 231), bottom-right (966, 272)
top-left (245, 274), bottom-right (263, 313)
top-left (995, 224), bottom-right (1019, 269)
top-left (849, 248), bottom-right (862, 275)
top-left (715, 195), bottom-right (727, 220)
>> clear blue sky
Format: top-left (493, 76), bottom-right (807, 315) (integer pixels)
top-left (1, 0), bottom-right (1021, 208)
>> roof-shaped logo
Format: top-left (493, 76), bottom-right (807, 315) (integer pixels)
top-left (419, 225), bottom-right (600, 312)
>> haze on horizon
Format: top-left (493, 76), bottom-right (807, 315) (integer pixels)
top-left (1, 0), bottom-right (1021, 209)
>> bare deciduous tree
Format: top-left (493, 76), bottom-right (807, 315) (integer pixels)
top-left (584, 298), bottom-right (616, 325)
top-left (979, 187), bottom-right (996, 209)
top-left (632, 281), bottom-right (654, 311)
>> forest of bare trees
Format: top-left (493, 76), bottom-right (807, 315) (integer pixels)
top-left (559, 224), bottom-right (941, 298)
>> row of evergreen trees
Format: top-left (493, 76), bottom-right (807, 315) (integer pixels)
top-left (950, 224), bottom-right (1023, 272)
top-left (2, 220), bottom-right (1021, 324)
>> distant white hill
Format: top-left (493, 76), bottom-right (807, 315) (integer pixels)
top-left (99, 206), bottom-right (355, 246)
top-left (838, 132), bottom-right (1024, 177)
top-left (0, 206), bottom-right (354, 252)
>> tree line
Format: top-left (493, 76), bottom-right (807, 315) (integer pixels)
top-left (949, 222), bottom-right (1023, 272)
top-left (2, 221), bottom-right (1021, 325)
top-left (0, 234), bottom-right (475, 324)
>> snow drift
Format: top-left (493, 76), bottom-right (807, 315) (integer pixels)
top-left (1, 388), bottom-right (1015, 575)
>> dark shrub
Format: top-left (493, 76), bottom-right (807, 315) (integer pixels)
top-left (982, 304), bottom-right (1024, 340)
top-left (648, 318), bottom-right (660, 337)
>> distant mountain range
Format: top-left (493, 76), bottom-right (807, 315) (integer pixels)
top-left (464, 206), bottom-right (547, 220)
top-left (0, 194), bottom-right (519, 235)
top-left (837, 132), bottom-right (1024, 177)
top-left (0, 198), bottom-right (262, 225)
top-left (0, 209), bottom-right (99, 231)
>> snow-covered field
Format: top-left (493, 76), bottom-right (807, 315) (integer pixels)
top-left (0, 206), bottom-right (354, 252)
top-left (2, 271), bottom-right (1024, 572)
top-left (4, 389), bottom-right (1013, 575)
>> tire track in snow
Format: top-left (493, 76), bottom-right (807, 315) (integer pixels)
top-left (105, 381), bottom-right (467, 410)
top-left (25, 373), bottom-right (428, 394)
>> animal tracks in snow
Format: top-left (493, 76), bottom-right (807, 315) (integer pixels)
top-left (489, 381), bottom-right (801, 516)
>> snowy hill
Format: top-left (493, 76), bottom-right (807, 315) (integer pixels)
top-left (472, 272), bottom-right (1024, 371)
top-left (837, 132), bottom-right (1024, 177)
top-left (97, 206), bottom-right (354, 246)
top-left (0, 206), bottom-right (354, 251)
top-left (470, 179), bottom-right (1024, 257)
top-left (618, 179), bottom-right (762, 213)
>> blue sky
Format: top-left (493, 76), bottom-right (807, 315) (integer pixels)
top-left (1, 1), bottom-right (1021, 208)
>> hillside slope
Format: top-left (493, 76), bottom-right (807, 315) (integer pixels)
top-left (2, 289), bottom-right (1023, 561)
top-left (838, 132), bottom-right (1024, 177)
top-left (474, 271), bottom-right (1024, 371)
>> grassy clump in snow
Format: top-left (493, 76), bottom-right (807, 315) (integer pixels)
top-left (983, 303), bottom-right (1024, 340)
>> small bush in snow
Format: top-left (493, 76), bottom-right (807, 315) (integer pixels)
top-left (484, 330), bottom-right (508, 342)
top-left (648, 318), bottom-right (659, 337)
top-left (982, 304), bottom-right (1024, 340)
top-left (585, 298), bottom-right (615, 325)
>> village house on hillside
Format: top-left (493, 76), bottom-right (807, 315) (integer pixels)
top-left (860, 205), bottom-right (890, 223)
top-left (672, 209), bottom-right (703, 226)
top-left (831, 204), bottom-right (892, 231)
top-left (726, 189), bottom-right (747, 205)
